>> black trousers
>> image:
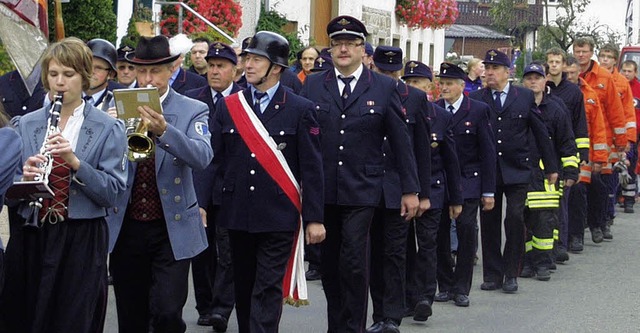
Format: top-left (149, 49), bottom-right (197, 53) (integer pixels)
top-left (524, 208), bottom-right (557, 269)
top-left (480, 183), bottom-right (528, 282)
top-left (587, 173), bottom-right (608, 230)
top-left (321, 205), bottom-right (375, 333)
top-left (228, 230), bottom-right (293, 333)
top-left (406, 208), bottom-right (442, 306)
top-left (305, 243), bottom-right (322, 271)
top-left (110, 219), bottom-right (190, 333)
top-left (437, 199), bottom-right (479, 296)
top-left (568, 182), bottom-right (588, 239)
top-left (369, 207), bottom-right (409, 323)
top-left (191, 206), bottom-right (235, 319)
top-left (0, 217), bottom-right (108, 333)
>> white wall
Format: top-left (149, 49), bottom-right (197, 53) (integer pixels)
top-left (116, 0), bottom-right (134, 47)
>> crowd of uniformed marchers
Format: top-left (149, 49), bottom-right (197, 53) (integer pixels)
top-left (0, 13), bottom-right (637, 333)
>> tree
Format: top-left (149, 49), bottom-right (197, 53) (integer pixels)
top-left (539, 0), bottom-right (622, 52)
top-left (256, 8), bottom-right (303, 64)
top-left (489, 0), bottom-right (540, 50)
top-left (47, 0), bottom-right (117, 43)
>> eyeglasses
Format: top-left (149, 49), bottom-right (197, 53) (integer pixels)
top-left (117, 65), bottom-right (135, 71)
top-left (330, 41), bottom-right (364, 49)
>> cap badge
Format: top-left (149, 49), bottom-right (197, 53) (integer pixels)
top-left (408, 61), bottom-right (417, 73)
top-left (488, 50), bottom-right (497, 61)
top-left (338, 18), bottom-right (350, 26)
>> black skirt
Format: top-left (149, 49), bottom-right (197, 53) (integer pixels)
top-left (0, 216), bottom-right (108, 333)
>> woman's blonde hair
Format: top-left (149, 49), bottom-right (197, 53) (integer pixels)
top-left (40, 37), bottom-right (93, 91)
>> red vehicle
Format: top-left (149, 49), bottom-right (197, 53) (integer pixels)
top-left (619, 45), bottom-right (640, 78)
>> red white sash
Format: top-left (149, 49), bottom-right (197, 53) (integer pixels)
top-left (224, 92), bottom-right (308, 305)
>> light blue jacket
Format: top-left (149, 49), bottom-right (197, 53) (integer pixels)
top-left (12, 103), bottom-right (128, 220)
top-left (106, 89), bottom-right (213, 260)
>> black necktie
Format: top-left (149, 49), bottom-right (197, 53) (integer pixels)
top-left (339, 76), bottom-right (354, 106)
top-left (493, 91), bottom-right (503, 111)
top-left (214, 92), bottom-right (224, 107)
top-left (254, 91), bottom-right (267, 114)
top-left (448, 105), bottom-right (455, 114)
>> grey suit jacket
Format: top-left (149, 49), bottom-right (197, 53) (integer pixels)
top-left (12, 102), bottom-right (128, 220)
top-left (106, 88), bottom-right (213, 260)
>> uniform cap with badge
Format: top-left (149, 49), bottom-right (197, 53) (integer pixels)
top-left (522, 63), bottom-right (546, 77)
top-left (401, 60), bottom-right (433, 81)
top-left (311, 48), bottom-right (334, 72)
top-left (482, 49), bottom-right (511, 68)
top-left (326, 15), bottom-right (369, 40)
top-left (205, 42), bottom-right (237, 65)
top-left (372, 45), bottom-right (403, 72)
top-left (117, 45), bottom-right (135, 62)
top-left (436, 62), bottom-right (467, 80)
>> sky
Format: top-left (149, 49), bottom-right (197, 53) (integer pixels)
top-left (582, 0), bottom-right (628, 37)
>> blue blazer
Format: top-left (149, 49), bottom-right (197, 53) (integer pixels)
top-left (436, 95), bottom-right (496, 200)
top-left (212, 86), bottom-right (324, 232)
top-left (0, 128), bottom-right (22, 213)
top-left (469, 85), bottom-right (558, 185)
top-left (106, 89), bottom-right (213, 260)
top-left (171, 67), bottom-right (208, 95)
top-left (0, 70), bottom-right (46, 117)
top-left (12, 103), bottom-right (128, 219)
top-left (381, 82), bottom-right (431, 209)
top-left (185, 82), bottom-right (244, 208)
top-left (426, 102), bottom-right (463, 209)
top-left (300, 66), bottom-right (420, 206)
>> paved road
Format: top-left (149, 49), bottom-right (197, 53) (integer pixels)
top-left (3, 205), bottom-right (640, 332)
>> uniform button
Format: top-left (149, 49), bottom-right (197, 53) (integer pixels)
top-left (71, 189), bottom-right (77, 195)
top-left (341, 114), bottom-right (346, 119)
top-left (280, 131), bottom-right (285, 135)
top-left (173, 158), bottom-right (179, 165)
top-left (22, 106), bottom-right (27, 110)
top-left (275, 105), bottom-right (280, 110)
top-left (230, 129), bottom-right (235, 133)
top-left (174, 177), bottom-right (181, 184)
top-left (525, 157), bottom-right (529, 161)
top-left (498, 129), bottom-right (502, 133)
top-left (339, 146), bottom-right (344, 150)
top-left (250, 170), bottom-right (256, 175)
top-left (474, 172), bottom-right (478, 176)
top-left (338, 161), bottom-right (343, 166)
top-left (316, 105), bottom-right (320, 110)
top-left (114, 207), bottom-right (119, 214)
top-left (497, 140), bottom-right (502, 144)
top-left (498, 152), bottom-right (503, 156)
top-left (406, 119), bottom-right (410, 123)
top-left (498, 117), bottom-right (502, 121)
top-left (465, 129), bottom-right (470, 133)
top-left (436, 180), bottom-right (441, 184)
top-left (142, 183), bottom-right (147, 189)
top-left (340, 130), bottom-right (345, 134)
top-left (249, 186), bottom-right (255, 191)
top-left (175, 214), bottom-right (181, 221)
top-left (251, 153), bottom-right (256, 158)
top-left (174, 196), bottom-right (181, 203)
top-left (383, 153), bottom-right (386, 157)
top-left (142, 213), bottom-right (148, 218)
top-left (161, 189), bottom-right (168, 195)
top-left (383, 136), bottom-right (387, 141)
top-left (142, 198), bottom-right (147, 203)
top-left (370, 109), bottom-right (375, 113)
top-left (164, 143), bottom-right (170, 148)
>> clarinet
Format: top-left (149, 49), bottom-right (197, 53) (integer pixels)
top-left (25, 93), bottom-right (63, 227)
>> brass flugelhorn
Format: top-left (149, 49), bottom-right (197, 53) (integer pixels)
top-left (115, 85), bottom-right (158, 161)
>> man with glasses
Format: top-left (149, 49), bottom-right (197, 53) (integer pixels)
top-left (85, 38), bottom-right (124, 109)
top-left (301, 16), bottom-right (420, 332)
top-left (116, 45), bottom-right (137, 89)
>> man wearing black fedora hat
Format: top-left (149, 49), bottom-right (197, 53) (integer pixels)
top-left (469, 49), bottom-right (557, 294)
top-left (366, 45), bottom-right (432, 332)
top-left (107, 35), bottom-right (214, 333)
top-left (301, 16), bottom-right (420, 332)
top-left (185, 41), bottom-right (242, 332)
top-left (433, 62), bottom-right (496, 307)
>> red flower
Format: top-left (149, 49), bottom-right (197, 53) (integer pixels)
top-left (396, 0), bottom-right (458, 30)
top-left (160, 0), bottom-right (243, 37)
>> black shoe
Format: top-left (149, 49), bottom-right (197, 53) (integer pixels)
top-left (520, 265), bottom-right (535, 278)
top-left (480, 281), bottom-right (502, 290)
top-left (569, 237), bottom-right (583, 253)
top-left (555, 246), bottom-right (569, 263)
top-left (536, 267), bottom-right (551, 281)
top-left (624, 206), bottom-right (634, 213)
top-left (549, 262), bottom-right (557, 270)
top-left (453, 294), bottom-right (470, 307)
top-left (210, 314), bottom-right (228, 333)
top-left (366, 321), bottom-right (385, 333)
top-left (305, 269), bottom-right (322, 281)
top-left (382, 319), bottom-right (400, 333)
top-left (603, 224), bottom-right (613, 240)
top-left (413, 300), bottom-right (433, 322)
top-left (591, 228), bottom-right (604, 243)
top-left (434, 291), bottom-right (452, 302)
top-left (502, 278), bottom-right (518, 293)
top-left (197, 313), bottom-right (213, 326)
